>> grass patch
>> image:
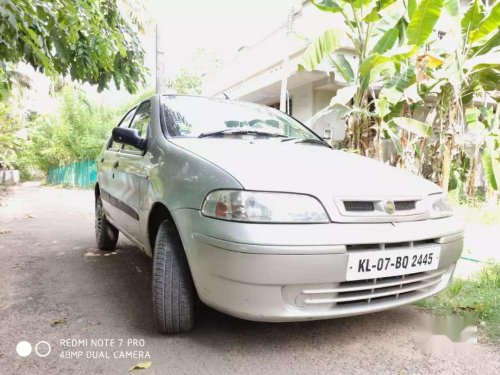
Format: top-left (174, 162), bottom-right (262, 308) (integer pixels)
top-left (415, 263), bottom-right (500, 342)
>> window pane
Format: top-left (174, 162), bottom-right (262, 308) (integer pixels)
top-left (161, 96), bottom-right (316, 140)
top-left (123, 102), bottom-right (150, 151)
top-left (108, 108), bottom-right (136, 150)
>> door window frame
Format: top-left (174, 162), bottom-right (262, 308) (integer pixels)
top-left (120, 100), bottom-right (152, 156)
top-left (107, 106), bottom-right (137, 152)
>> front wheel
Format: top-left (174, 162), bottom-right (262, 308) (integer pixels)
top-left (152, 220), bottom-right (195, 334)
top-left (95, 196), bottom-right (119, 250)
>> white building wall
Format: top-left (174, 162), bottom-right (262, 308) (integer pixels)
top-left (202, 1), bottom-right (346, 100)
top-left (312, 89), bottom-right (346, 141)
top-left (290, 83), bottom-right (314, 122)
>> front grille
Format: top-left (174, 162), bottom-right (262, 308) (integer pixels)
top-left (339, 198), bottom-right (422, 220)
top-left (344, 201), bottom-right (375, 212)
top-left (345, 239), bottom-right (436, 253)
top-left (395, 200), bottom-right (416, 211)
top-left (301, 269), bottom-right (446, 307)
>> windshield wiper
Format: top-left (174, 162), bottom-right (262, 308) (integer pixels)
top-left (198, 129), bottom-right (287, 138)
top-left (281, 137), bottom-right (331, 148)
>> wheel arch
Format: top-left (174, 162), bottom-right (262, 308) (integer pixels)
top-left (147, 202), bottom-right (178, 252)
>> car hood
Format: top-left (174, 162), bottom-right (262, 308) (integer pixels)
top-left (170, 138), bottom-right (441, 198)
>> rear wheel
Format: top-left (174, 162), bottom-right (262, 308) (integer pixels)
top-left (95, 196), bottom-right (119, 250)
top-left (152, 220), bottom-right (195, 334)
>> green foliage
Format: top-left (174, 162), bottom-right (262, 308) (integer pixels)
top-left (22, 86), bottom-right (119, 172)
top-left (0, 0), bottom-right (146, 98)
top-left (165, 69), bottom-right (202, 95)
top-left (406, 0), bottom-right (444, 47)
top-left (298, 28), bottom-right (344, 71)
top-left (18, 86), bottom-right (156, 174)
top-left (391, 117), bottom-right (432, 138)
top-left (469, 0), bottom-right (500, 43)
top-left (302, 0), bottom-right (500, 192)
top-left (300, 0), bottom-right (441, 156)
top-left (415, 263), bottom-right (500, 341)
top-left (0, 94), bottom-right (24, 165)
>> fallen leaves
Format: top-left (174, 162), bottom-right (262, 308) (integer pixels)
top-left (129, 361), bottom-right (151, 371)
top-left (50, 318), bottom-right (67, 327)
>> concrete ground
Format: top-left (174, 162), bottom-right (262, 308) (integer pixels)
top-left (0, 183), bottom-right (498, 375)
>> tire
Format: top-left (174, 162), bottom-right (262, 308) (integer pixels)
top-left (95, 196), bottom-right (119, 251)
top-left (152, 220), bottom-right (195, 334)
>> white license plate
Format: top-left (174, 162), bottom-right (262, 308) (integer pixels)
top-left (346, 245), bottom-right (441, 281)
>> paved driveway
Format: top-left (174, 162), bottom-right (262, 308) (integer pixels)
top-left (0, 183), bottom-right (498, 374)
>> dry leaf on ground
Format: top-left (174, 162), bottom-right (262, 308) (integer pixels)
top-left (129, 361), bottom-right (151, 371)
top-left (50, 318), bottom-right (67, 327)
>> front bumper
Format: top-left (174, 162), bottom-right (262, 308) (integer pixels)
top-left (172, 209), bottom-right (464, 322)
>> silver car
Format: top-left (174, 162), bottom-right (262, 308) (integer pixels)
top-left (95, 95), bottom-right (464, 334)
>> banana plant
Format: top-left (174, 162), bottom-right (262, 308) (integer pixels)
top-left (300, 0), bottom-right (500, 192)
top-left (299, 0), bottom-right (445, 159)
top-left (420, 0), bottom-right (500, 191)
top-left (464, 103), bottom-right (500, 196)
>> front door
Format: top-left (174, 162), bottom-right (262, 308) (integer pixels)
top-left (99, 107), bottom-right (136, 226)
top-left (113, 101), bottom-right (152, 242)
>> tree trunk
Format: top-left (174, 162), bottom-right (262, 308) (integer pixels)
top-left (440, 135), bottom-right (454, 192)
top-left (467, 144), bottom-right (480, 198)
top-left (439, 135), bottom-right (454, 192)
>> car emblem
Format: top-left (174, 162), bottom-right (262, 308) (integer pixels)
top-left (384, 200), bottom-right (395, 214)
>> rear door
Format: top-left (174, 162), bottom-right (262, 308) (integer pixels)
top-left (113, 101), bottom-right (152, 242)
top-left (98, 107), bottom-right (136, 227)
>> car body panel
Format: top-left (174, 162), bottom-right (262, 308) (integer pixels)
top-left (171, 208), bottom-right (462, 322)
top-left (169, 138), bottom-right (441, 222)
top-left (96, 94), bottom-right (465, 322)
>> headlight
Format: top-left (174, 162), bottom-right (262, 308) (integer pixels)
top-left (427, 193), bottom-right (453, 219)
top-left (201, 190), bottom-right (329, 223)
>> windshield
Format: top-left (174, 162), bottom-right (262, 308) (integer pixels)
top-left (161, 96), bottom-right (319, 140)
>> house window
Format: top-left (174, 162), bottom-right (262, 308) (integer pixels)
top-left (323, 129), bottom-right (332, 139)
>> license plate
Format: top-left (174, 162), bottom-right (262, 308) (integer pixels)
top-left (346, 245), bottom-right (441, 281)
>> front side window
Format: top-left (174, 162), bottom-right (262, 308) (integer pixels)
top-left (123, 101), bottom-right (151, 152)
top-left (108, 107), bottom-right (136, 150)
top-left (161, 96), bottom-right (318, 140)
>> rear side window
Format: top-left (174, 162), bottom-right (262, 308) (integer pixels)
top-left (108, 107), bottom-right (136, 150)
top-left (123, 101), bottom-right (151, 152)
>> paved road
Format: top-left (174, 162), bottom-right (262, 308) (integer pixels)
top-left (0, 183), bottom-right (498, 375)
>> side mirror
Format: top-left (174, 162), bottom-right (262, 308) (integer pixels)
top-left (112, 127), bottom-right (146, 151)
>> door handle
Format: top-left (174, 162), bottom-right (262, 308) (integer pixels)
top-left (113, 161), bottom-right (119, 168)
